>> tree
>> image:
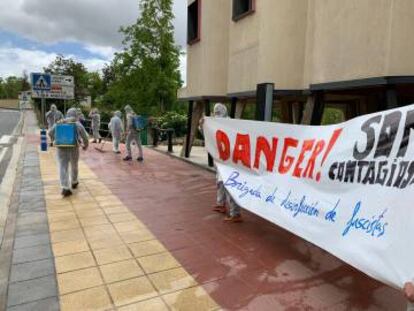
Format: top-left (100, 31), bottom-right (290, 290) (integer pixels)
top-left (44, 55), bottom-right (89, 101)
top-left (21, 71), bottom-right (31, 92)
top-left (106, 0), bottom-right (182, 115)
top-left (0, 76), bottom-right (29, 99)
top-left (86, 71), bottom-right (104, 103)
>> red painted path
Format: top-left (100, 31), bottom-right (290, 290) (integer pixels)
top-left (83, 147), bottom-right (405, 311)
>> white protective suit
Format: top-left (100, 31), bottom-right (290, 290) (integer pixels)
top-left (124, 105), bottom-right (143, 160)
top-left (48, 108), bottom-right (89, 190)
top-left (45, 104), bottom-right (63, 129)
top-left (212, 103), bottom-right (241, 217)
top-left (108, 111), bottom-right (124, 153)
top-left (76, 108), bottom-right (85, 123)
top-left (88, 108), bottom-right (101, 141)
top-left (200, 103), bottom-right (240, 217)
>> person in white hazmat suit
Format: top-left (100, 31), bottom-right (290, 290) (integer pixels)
top-left (88, 108), bottom-right (102, 143)
top-left (108, 111), bottom-right (124, 154)
top-left (123, 105), bottom-right (144, 162)
top-left (46, 104), bottom-right (64, 146)
top-left (46, 104), bottom-right (64, 129)
top-left (48, 108), bottom-right (89, 197)
top-left (76, 108), bottom-right (86, 123)
top-left (404, 282), bottom-right (414, 310)
top-left (200, 103), bottom-right (242, 223)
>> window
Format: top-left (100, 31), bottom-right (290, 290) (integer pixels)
top-left (232, 0), bottom-right (255, 21)
top-left (187, 0), bottom-right (201, 44)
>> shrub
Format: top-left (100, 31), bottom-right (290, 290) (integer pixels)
top-left (151, 111), bottom-right (187, 137)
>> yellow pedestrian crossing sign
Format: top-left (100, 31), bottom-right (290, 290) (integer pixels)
top-left (31, 73), bottom-right (51, 91)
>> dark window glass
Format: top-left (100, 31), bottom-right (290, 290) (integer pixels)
top-left (233, 0), bottom-right (253, 21)
top-left (187, 0), bottom-right (200, 44)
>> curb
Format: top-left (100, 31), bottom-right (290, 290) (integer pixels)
top-left (0, 138), bottom-right (23, 245)
top-left (0, 137), bottom-right (25, 311)
top-left (0, 111), bottom-right (26, 246)
top-left (149, 146), bottom-right (216, 173)
top-left (12, 110), bottom-right (25, 137)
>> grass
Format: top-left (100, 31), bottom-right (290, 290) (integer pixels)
top-left (0, 99), bottom-right (19, 109)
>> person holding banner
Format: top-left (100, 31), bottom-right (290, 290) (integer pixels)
top-left (200, 103), bottom-right (242, 223)
top-left (404, 282), bottom-right (414, 310)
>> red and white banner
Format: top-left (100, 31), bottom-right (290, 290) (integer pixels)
top-left (204, 105), bottom-right (414, 289)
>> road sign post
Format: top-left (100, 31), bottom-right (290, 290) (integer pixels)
top-left (31, 74), bottom-right (74, 120)
top-left (41, 92), bottom-right (46, 128)
top-left (31, 73), bottom-right (52, 128)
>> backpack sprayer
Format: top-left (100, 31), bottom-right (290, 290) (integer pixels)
top-left (93, 115), bottom-right (147, 153)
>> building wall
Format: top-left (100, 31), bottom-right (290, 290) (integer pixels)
top-left (226, 1), bottom-right (260, 94)
top-left (181, 0), bottom-right (230, 98)
top-left (180, 0), bottom-right (414, 99)
top-left (257, 0), bottom-right (308, 90)
top-left (304, 0), bottom-right (392, 86)
top-left (386, 0), bottom-right (414, 75)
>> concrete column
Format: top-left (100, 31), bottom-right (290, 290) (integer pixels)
top-left (301, 91), bottom-right (325, 125)
top-left (255, 83), bottom-right (274, 121)
top-left (291, 102), bottom-right (303, 124)
top-left (230, 97), bottom-right (237, 118)
top-left (181, 101), bottom-right (204, 158)
top-left (204, 99), bottom-right (214, 167)
top-left (234, 100), bottom-right (246, 119)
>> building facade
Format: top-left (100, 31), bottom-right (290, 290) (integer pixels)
top-left (180, 0), bottom-right (414, 158)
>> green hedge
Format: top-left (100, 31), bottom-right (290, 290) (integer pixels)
top-left (151, 111), bottom-right (187, 137)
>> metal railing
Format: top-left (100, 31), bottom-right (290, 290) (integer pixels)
top-left (151, 127), bottom-right (174, 152)
top-left (83, 119), bottom-right (111, 137)
top-left (84, 119), bottom-right (175, 152)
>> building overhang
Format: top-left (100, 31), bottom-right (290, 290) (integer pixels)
top-left (178, 76), bottom-right (414, 103)
top-left (179, 89), bottom-right (307, 102)
top-left (310, 76), bottom-right (414, 91)
top-left (178, 95), bottom-right (229, 102)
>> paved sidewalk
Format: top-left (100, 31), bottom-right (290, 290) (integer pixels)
top-left (2, 111), bottom-right (407, 310)
top-left (83, 144), bottom-right (406, 310)
top-left (153, 145), bottom-right (213, 171)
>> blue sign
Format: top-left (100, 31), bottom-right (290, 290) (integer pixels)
top-left (31, 73), bottom-right (51, 91)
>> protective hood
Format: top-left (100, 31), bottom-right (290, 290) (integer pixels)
top-left (213, 103), bottom-right (228, 118)
top-left (65, 108), bottom-right (78, 122)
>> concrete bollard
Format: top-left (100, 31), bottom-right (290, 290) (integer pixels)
top-left (40, 129), bottom-right (48, 151)
top-left (167, 129), bottom-right (173, 153)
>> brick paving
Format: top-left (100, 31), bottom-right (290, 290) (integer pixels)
top-left (84, 144), bottom-right (407, 311)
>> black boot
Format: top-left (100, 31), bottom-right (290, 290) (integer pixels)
top-left (123, 156), bottom-right (132, 161)
top-left (137, 157), bottom-right (144, 162)
top-left (61, 189), bottom-right (73, 197)
top-left (72, 182), bottom-right (79, 189)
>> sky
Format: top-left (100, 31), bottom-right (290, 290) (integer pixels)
top-left (0, 0), bottom-right (187, 82)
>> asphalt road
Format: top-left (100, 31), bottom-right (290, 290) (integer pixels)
top-left (0, 109), bottom-right (21, 184)
top-left (0, 109), bottom-right (21, 136)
